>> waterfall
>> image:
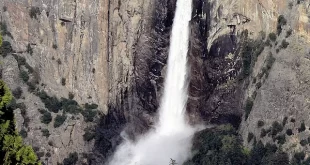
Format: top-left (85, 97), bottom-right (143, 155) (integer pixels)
top-left (108, 0), bottom-right (198, 164)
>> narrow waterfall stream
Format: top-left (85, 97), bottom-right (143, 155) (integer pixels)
top-left (109, 0), bottom-right (197, 164)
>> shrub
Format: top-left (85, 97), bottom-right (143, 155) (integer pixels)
top-left (268, 33), bottom-right (277, 42)
top-left (29, 7), bottom-right (40, 19)
top-left (247, 132), bottom-right (254, 142)
top-left (26, 81), bottom-right (36, 93)
top-left (20, 128), bottom-right (28, 138)
top-left (92, 68), bottom-right (95, 73)
top-left (69, 92), bottom-right (75, 100)
top-left (244, 98), bottom-right (254, 120)
top-left (266, 54), bottom-right (276, 70)
top-left (12, 54), bottom-right (26, 67)
top-left (48, 141), bottom-right (54, 146)
top-left (61, 98), bottom-right (81, 114)
top-left (82, 109), bottom-right (97, 122)
top-left (27, 43), bottom-right (33, 55)
top-left (291, 118), bottom-right (296, 123)
top-left (57, 59), bottom-right (62, 65)
top-left (257, 120), bottom-right (265, 128)
top-left (83, 129), bottom-right (95, 142)
top-left (271, 121), bottom-right (283, 137)
top-left (40, 109), bottom-right (52, 124)
top-left (12, 87), bottom-right (23, 99)
top-left (282, 116), bottom-right (288, 126)
top-left (52, 44), bottom-right (58, 49)
top-left (41, 129), bottom-right (50, 137)
top-left (20, 70), bottom-right (29, 82)
top-left (275, 134), bottom-right (286, 144)
top-left (280, 39), bottom-right (289, 49)
top-left (61, 78), bottom-right (66, 86)
top-left (256, 82), bottom-right (262, 89)
top-left (286, 29), bottom-right (292, 38)
top-left (0, 22), bottom-right (13, 38)
top-left (37, 90), bottom-right (61, 113)
top-left (298, 122), bottom-right (306, 133)
top-left (54, 114), bottom-right (67, 128)
top-left (45, 152), bottom-right (51, 157)
top-left (286, 129), bottom-right (293, 136)
top-left (85, 103), bottom-right (98, 110)
top-left (63, 152), bottom-right (78, 165)
top-left (277, 15), bottom-right (287, 35)
top-left (300, 139), bottom-right (308, 146)
top-left (3, 6), bottom-right (7, 12)
top-left (0, 41), bottom-right (13, 57)
top-left (288, 2), bottom-right (293, 9)
top-left (294, 152), bottom-right (305, 164)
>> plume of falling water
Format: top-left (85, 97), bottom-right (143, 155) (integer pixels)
top-left (108, 0), bottom-right (200, 164)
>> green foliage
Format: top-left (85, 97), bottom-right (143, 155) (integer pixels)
top-left (184, 125), bottom-right (247, 165)
top-left (247, 132), bottom-right (254, 143)
top-left (185, 125), bottom-right (289, 165)
top-left (27, 44), bottom-right (33, 55)
top-left (20, 70), bottom-right (29, 82)
top-left (52, 44), bottom-right (58, 49)
top-left (0, 80), bottom-right (41, 165)
top-left (300, 139), bottom-right (308, 146)
top-left (63, 152), bottom-right (78, 165)
top-left (2, 6), bottom-right (7, 12)
top-left (29, 7), bottom-right (40, 19)
top-left (39, 109), bottom-right (52, 124)
top-left (286, 29), bottom-right (292, 38)
top-left (291, 118), bottom-right (296, 123)
top-left (244, 98), bottom-right (254, 120)
top-left (271, 121), bottom-right (283, 137)
top-left (57, 59), bottom-right (62, 65)
top-left (81, 109), bottom-right (97, 122)
top-left (280, 40), bottom-right (289, 49)
top-left (268, 33), bottom-right (277, 42)
top-left (41, 129), bottom-right (50, 137)
top-left (61, 78), bottom-right (66, 86)
top-left (68, 92), bottom-right (75, 100)
top-left (83, 129), bottom-right (95, 142)
top-left (274, 134), bottom-right (286, 145)
top-left (54, 114), bottom-right (67, 128)
top-left (61, 98), bottom-right (81, 114)
top-left (298, 122), bottom-right (306, 133)
top-left (240, 39), bottom-right (265, 79)
top-left (286, 129), bottom-right (293, 136)
top-left (282, 117), bottom-right (288, 126)
top-left (0, 80), bottom-right (13, 113)
top-left (277, 15), bottom-right (287, 35)
top-left (260, 128), bottom-right (267, 138)
top-left (85, 103), bottom-right (98, 110)
top-left (293, 152), bottom-right (305, 164)
top-left (0, 32), bottom-right (2, 47)
top-left (12, 87), bottom-right (23, 99)
top-left (0, 41), bottom-right (13, 57)
top-left (19, 129), bottom-right (27, 138)
top-left (37, 90), bottom-right (61, 113)
top-left (257, 120), bottom-right (264, 128)
top-left (0, 22), bottom-right (13, 39)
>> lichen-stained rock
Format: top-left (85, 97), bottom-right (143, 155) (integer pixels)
top-left (0, 0), bottom-right (109, 113)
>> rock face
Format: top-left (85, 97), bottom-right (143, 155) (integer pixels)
top-left (1, 0), bottom-right (310, 164)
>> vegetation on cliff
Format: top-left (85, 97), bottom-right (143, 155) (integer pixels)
top-left (0, 28), bottom-right (41, 165)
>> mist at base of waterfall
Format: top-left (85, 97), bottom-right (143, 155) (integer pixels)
top-left (108, 123), bottom-right (202, 165)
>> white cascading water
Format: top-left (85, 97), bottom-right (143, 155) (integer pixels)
top-left (109, 0), bottom-right (198, 164)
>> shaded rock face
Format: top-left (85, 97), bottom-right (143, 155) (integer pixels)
top-left (187, 0), bottom-right (243, 127)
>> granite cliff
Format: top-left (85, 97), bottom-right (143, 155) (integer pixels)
top-left (0, 0), bottom-right (310, 164)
